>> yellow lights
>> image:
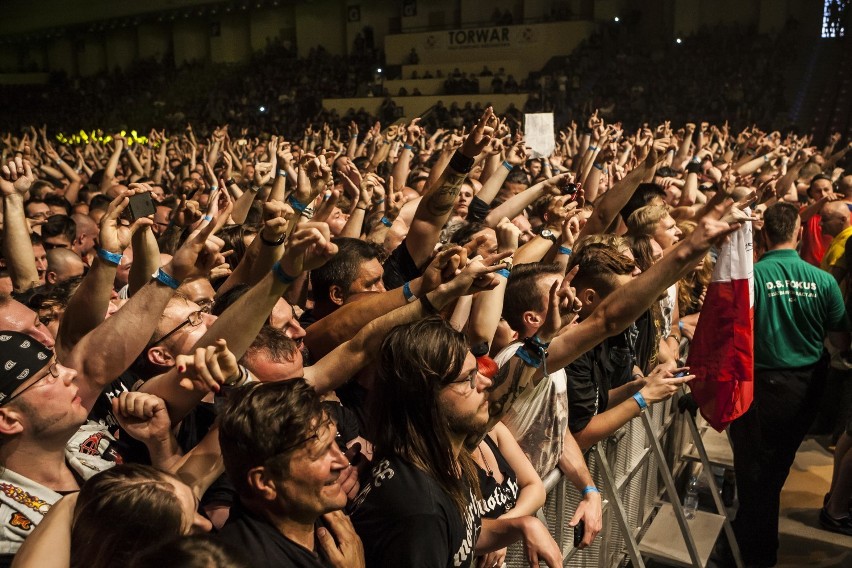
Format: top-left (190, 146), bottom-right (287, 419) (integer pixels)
top-left (54, 129), bottom-right (152, 146)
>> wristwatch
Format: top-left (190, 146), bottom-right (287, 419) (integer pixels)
top-left (540, 229), bottom-right (559, 243)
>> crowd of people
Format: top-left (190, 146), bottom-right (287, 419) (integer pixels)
top-left (0, 26), bottom-right (851, 568)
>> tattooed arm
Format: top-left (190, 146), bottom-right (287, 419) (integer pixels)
top-left (406, 108), bottom-right (496, 267)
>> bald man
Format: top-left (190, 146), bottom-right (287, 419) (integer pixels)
top-left (45, 248), bottom-right (87, 286)
top-left (821, 200), bottom-right (852, 279)
top-left (70, 213), bottom-right (99, 264)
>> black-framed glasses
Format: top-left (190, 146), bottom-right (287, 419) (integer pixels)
top-left (3, 358), bottom-right (60, 407)
top-left (450, 368), bottom-right (478, 390)
top-left (152, 307), bottom-right (208, 347)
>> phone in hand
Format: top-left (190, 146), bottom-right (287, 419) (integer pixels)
top-left (562, 182), bottom-right (578, 197)
top-left (573, 520), bottom-right (585, 548)
top-left (125, 192), bottom-right (156, 222)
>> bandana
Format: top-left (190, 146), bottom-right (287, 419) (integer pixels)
top-left (0, 332), bottom-right (52, 406)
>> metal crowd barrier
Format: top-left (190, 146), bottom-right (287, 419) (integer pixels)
top-left (504, 398), bottom-right (691, 567)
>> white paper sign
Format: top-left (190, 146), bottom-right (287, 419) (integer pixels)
top-left (524, 113), bottom-right (555, 159)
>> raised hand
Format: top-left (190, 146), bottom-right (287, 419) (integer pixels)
top-left (111, 392), bottom-right (172, 445)
top-left (538, 265), bottom-right (581, 341)
top-left (279, 222), bottom-right (339, 276)
top-left (460, 106), bottom-right (496, 158)
top-left (0, 156), bottom-right (35, 197)
top-left (174, 339), bottom-right (241, 393)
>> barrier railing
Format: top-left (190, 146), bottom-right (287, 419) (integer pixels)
top-left (504, 398), bottom-right (688, 567)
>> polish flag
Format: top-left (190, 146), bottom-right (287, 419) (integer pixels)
top-left (686, 217), bottom-right (754, 432)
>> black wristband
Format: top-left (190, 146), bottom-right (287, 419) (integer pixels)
top-left (449, 150), bottom-right (475, 174)
top-left (420, 295), bottom-right (439, 315)
top-left (686, 161), bottom-right (701, 174)
top-left (260, 232), bottom-right (286, 246)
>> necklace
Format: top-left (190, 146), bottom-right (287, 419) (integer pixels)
top-left (478, 445), bottom-right (494, 477)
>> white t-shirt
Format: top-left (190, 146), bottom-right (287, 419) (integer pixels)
top-left (494, 342), bottom-right (569, 478)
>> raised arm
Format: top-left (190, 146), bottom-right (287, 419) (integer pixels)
top-left (407, 107), bottom-right (496, 267)
top-left (0, 157), bottom-right (40, 292)
top-left (65, 205), bottom-right (232, 412)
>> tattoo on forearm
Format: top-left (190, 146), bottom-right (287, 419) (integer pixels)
top-left (424, 171), bottom-right (467, 217)
top-left (488, 359), bottom-right (528, 421)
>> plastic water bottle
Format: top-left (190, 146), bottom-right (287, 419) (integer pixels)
top-left (683, 476), bottom-right (699, 519)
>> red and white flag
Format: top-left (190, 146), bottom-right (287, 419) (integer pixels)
top-left (686, 216), bottom-right (754, 431)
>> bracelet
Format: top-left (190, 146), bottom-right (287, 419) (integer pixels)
top-left (558, 246), bottom-right (572, 255)
top-left (525, 335), bottom-right (550, 349)
top-left (380, 216), bottom-right (393, 227)
top-left (271, 261), bottom-right (298, 285)
top-left (582, 486), bottom-right (600, 497)
top-left (403, 143), bottom-right (414, 151)
top-left (202, 215), bottom-right (213, 221)
top-left (373, 198), bottom-right (385, 205)
top-left (250, 185), bottom-right (261, 192)
top-left (632, 392), bottom-right (648, 411)
top-left (679, 320), bottom-right (684, 331)
top-left (632, 372), bottom-right (643, 381)
top-left (502, 160), bottom-right (513, 172)
top-left (209, 185), bottom-right (218, 193)
top-left (226, 178), bottom-right (237, 186)
top-left (152, 268), bottom-right (180, 290)
top-left (667, 333), bottom-right (681, 342)
top-left (287, 194), bottom-right (308, 213)
top-left (97, 248), bottom-right (123, 266)
top-left (55, 159), bottom-right (64, 165)
top-left (402, 281), bottom-right (417, 303)
top-left (588, 145), bottom-right (598, 151)
top-left (449, 150), bottom-right (475, 174)
top-left (301, 206), bottom-right (315, 220)
top-left (496, 268), bottom-right (511, 279)
top-left (278, 169), bottom-right (287, 177)
top-left (260, 232), bottom-right (286, 246)
top-left (355, 205), bottom-right (368, 211)
top-left (763, 154), bottom-right (771, 162)
top-left (593, 163), bottom-right (603, 171)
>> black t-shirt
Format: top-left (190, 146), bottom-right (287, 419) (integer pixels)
top-left (349, 456), bottom-right (481, 568)
top-left (217, 501), bottom-right (331, 568)
top-left (382, 238), bottom-right (423, 291)
top-left (87, 371), bottom-right (151, 464)
top-left (475, 435), bottom-right (519, 520)
top-left (565, 326), bottom-right (636, 434)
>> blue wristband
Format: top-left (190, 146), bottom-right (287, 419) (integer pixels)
top-left (203, 215), bottom-right (213, 221)
top-left (502, 160), bottom-right (513, 172)
top-left (593, 162), bottom-right (603, 171)
top-left (516, 346), bottom-right (542, 368)
top-left (373, 198), bottom-right (385, 205)
top-left (380, 216), bottom-right (393, 227)
top-left (496, 268), bottom-right (511, 279)
top-left (153, 268), bottom-right (180, 290)
top-left (403, 143), bottom-right (414, 151)
top-left (558, 246), bottom-right (572, 256)
top-left (582, 486), bottom-right (600, 496)
top-left (402, 281), bottom-right (417, 302)
top-left (633, 392), bottom-right (648, 410)
top-left (272, 261), bottom-right (298, 285)
top-left (97, 248), bottom-right (123, 266)
top-left (287, 194), bottom-right (308, 213)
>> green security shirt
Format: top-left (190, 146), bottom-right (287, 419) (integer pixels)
top-left (754, 249), bottom-right (850, 370)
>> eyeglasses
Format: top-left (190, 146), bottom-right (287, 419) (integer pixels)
top-left (151, 306), bottom-right (209, 347)
top-left (450, 368), bottom-right (478, 390)
top-left (3, 358), bottom-right (61, 407)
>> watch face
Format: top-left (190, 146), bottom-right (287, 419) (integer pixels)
top-left (541, 229), bottom-right (553, 238)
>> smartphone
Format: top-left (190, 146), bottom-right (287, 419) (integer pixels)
top-left (125, 192), bottom-right (156, 221)
top-left (573, 520), bottom-right (585, 548)
top-left (562, 182), bottom-right (578, 196)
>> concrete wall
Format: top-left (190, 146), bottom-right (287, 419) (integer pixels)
top-left (137, 23), bottom-right (171, 62)
top-left (210, 14), bottom-right (251, 64)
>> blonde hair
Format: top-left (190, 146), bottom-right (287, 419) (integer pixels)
top-left (626, 204), bottom-right (669, 236)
